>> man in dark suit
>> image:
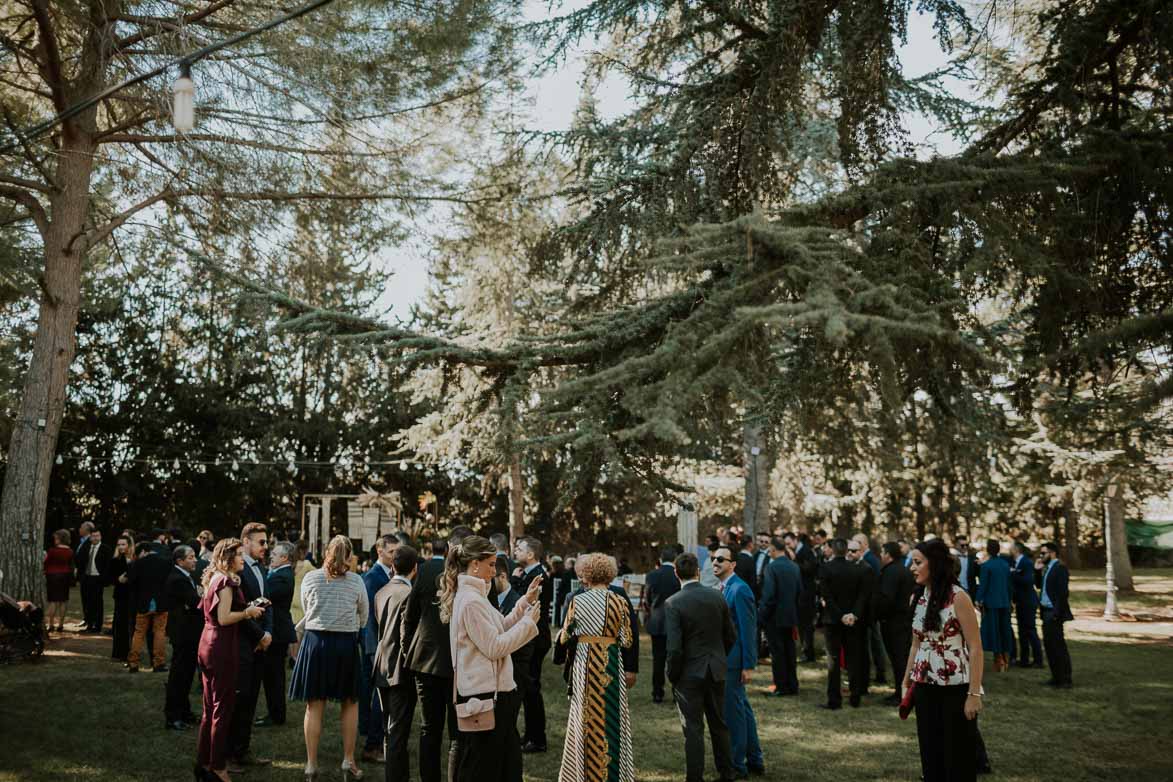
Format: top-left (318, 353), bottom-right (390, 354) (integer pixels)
top-left (760, 536), bottom-right (802, 696)
top-left (494, 558), bottom-right (534, 694)
top-left (874, 542), bottom-right (916, 704)
top-left (127, 541), bottom-right (172, 671)
top-left (666, 552), bottom-right (737, 782)
top-left (818, 538), bottom-right (870, 709)
top-left (956, 535), bottom-right (979, 595)
top-left (790, 533), bottom-right (818, 661)
top-left (404, 527), bottom-right (472, 782)
top-left (510, 535), bottom-right (554, 753)
top-left (1011, 541), bottom-right (1044, 668)
top-left (374, 545), bottom-right (419, 782)
top-left (490, 532), bottom-right (515, 575)
top-left (1036, 542), bottom-right (1073, 687)
top-left (228, 522), bottom-right (272, 769)
top-left (75, 528), bottom-right (112, 633)
top-left (359, 534), bottom-right (397, 762)
top-left (164, 545), bottom-right (203, 729)
top-left (643, 546), bottom-right (681, 703)
top-left (734, 535), bottom-right (758, 599)
top-left (258, 540), bottom-right (297, 727)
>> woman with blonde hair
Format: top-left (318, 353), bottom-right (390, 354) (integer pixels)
top-left (441, 535), bottom-right (542, 782)
top-left (557, 553), bottom-right (635, 782)
top-left (290, 535), bottom-right (369, 781)
top-left (196, 538), bottom-right (266, 782)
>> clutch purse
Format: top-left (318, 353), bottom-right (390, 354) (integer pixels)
top-left (899, 683), bottom-right (916, 720)
top-left (455, 693), bottom-right (496, 732)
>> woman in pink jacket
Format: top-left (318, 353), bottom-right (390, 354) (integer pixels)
top-left (439, 535), bottom-right (541, 782)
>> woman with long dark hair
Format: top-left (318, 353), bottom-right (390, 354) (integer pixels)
top-left (903, 539), bottom-right (984, 782)
top-left (440, 535), bottom-right (541, 782)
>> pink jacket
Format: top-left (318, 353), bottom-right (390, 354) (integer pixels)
top-left (450, 574), bottom-right (537, 696)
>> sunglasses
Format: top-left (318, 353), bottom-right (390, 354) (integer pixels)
top-left (712, 556), bottom-right (731, 564)
top-left (848, 548), bottom-right (861, 553)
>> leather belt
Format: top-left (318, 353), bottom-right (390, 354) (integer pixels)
top-left (579, 634), bottom-right (617, 646)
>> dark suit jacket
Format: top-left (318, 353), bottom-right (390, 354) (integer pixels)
top-left (237, 558), bottom-right (270, 648)
top-left (127, 552), bottom-right (172, 614)
top-left (1011, 555), bottom-right (1039, 608)
top-left (874, 560), bottom-right (916, 623)
top-left (817, 557), bottom-right (870, 625)
top-left (404, 557), bottom-right (452, 677)
top-left (794, 544), bottom-right (818, 609)
top-left (497, 587), bottom-right (535, 689)
top-left (734, 551), bottom-right (758, 597)
top-left (959, 552), bottom-right (979, 595)
top-left (665, 582), bottom-right (736, 684)
top-left (643, 563), bottom-right (680, 637)
top-left (511, 564), bottom-right (553, 642)
top-left (373, 576), bottom-right (415, 688)
top-left (165, 567), bottom-right (203, 647)
top-left (266, 565), bottom-right (297, 645)
top-left (759, 555), bottom-right (802, 629)
top-left (74, 540), bottom-right (112, 581)
top-left (1035, 561), bottom-right (1073, 622)
top-left (362, 564), bottom-right (392, 655)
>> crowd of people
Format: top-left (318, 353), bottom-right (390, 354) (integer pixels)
top-left (28, 519), bottom-right (1075, 782)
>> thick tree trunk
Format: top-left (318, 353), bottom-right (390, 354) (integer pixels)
top-left (508, 451), bottom-right (525, 549)
top-left (913, 485), bottom-right (927, 541)
top-left (742, 421), bottom-right (770, 537)
top-left (1106, 483), bottom-right (1134, 590)
top-left (0, 138), bottom-right (97, 602)
top-left (1062, 493), bottom-right (1083, 569)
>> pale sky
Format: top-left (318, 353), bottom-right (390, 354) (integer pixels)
top-left (376, 5), bottom-right (973, 321)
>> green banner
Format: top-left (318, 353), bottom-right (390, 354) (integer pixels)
top-left (1126, 519), bottom-right (1173, 549)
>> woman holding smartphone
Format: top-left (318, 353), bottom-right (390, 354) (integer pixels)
top-left (904, 538), bottom-right (984, 782)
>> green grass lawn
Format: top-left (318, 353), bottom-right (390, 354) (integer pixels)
top-left (2, 570), bottom-right (1171, 781)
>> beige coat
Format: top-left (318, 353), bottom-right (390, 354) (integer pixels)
top-left (450, 573), bottom-right (537, 696)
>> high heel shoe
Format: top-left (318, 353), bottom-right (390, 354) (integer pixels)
top-left (341, 759), bottom-right (363, 780)
top-left (304, 766), bottom-right (320, 782)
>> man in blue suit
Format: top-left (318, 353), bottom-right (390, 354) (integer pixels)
top-left (359, 534), bottom-right (399, 763)
top-left (759, 536), bottom-right (802, 697)
top-left (976, 539), bottom-right (1014, 671)
top-left (1036, 542), bottom-right (1073, 687)
top-left (1011, 541), bottom-right (1044, 667)
top-left (642, 546), bottom-right (681, 703)
top-left (713, 546), bottom-right (764, 778)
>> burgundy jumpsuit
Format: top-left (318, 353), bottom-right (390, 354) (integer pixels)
top-left (196, 573), bottom-right (243, 771)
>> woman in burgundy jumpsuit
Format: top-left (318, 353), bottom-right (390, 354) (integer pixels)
top-left (196, 538), bottom-right (265, 782)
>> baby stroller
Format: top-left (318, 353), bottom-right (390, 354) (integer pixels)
top-left (0, 590), bottom-right (45, 663)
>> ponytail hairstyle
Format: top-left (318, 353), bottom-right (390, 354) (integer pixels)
top-left (914, 538), bottom-right (958, 632)
top-left (202, 538), bottom-right (243, 590)
top-left (438, 534), bottom-right (495, 623)
top-left (323, 535), bottom-right (353, 580)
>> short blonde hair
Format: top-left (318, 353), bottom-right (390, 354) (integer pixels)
top-left (323, 535), bottom-right (353, 579)
top-left (576, 553), bottom-right (618, 586)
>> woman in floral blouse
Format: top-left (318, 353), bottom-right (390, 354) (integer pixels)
top-left (903, 538), bottom-right (984, 782)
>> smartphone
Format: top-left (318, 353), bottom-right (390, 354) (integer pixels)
top-left (249, 597), bottom-right (271, 609)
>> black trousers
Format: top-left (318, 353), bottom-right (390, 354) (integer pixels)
top-left (765, 625), bottom-right (798, 694)
top-left (378, 680), bottom-right (418, 782)
top-left (261, 642), bottom-right (289, 724)
top-left (672, 672), bottom-right (733, 782)
top-left (1016, 601), bottom-right (1043, 664)
top-left (228, 647), bottom-right (264, 759)
top-left (81, 575), bottom-right (104, 629)
top-left (1041, 611), bottom-right (1072, 684)
top-left (868, 621), bottom-right (886, 681)
top-left (824, 624), bottom-right (866, 707)
top-left (455, 688), bottom-right (522, 782)
top-left (914, 682), bottom-right (977, 782)
top-left (111, 594), bottom-right (131, 660)
top-left (521, 633), bottom-right (550, 746)
top-left (165, 640), bottom-right (199, 722)
top-left (650, 634), bottom-right (668, 700)
top-left (414, 672), bottom-right (460, 782)
top-left (798, 600), bottom-right (817, 661)
top-left (880, 619), bottom-right (912, 699)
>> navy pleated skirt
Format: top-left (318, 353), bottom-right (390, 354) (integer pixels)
top-left (289, 629), bottom-right (361, 702)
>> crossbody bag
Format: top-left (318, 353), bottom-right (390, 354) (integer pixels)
top-left (452, 605), bottom-right (498, 732)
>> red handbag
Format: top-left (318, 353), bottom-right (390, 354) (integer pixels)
top-left (899, 683), bottom-right (916, 720)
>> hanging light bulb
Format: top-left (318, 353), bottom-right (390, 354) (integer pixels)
top-left (287, 460), bottom-right (298, 475)
top-left (173, 458), bottom-right (181, 470)
top-left (172, 62), bottom-right (195, 132)
top-left (231, 459), bottom-right (239, 471)
top-left (55, 454), bottom-right (62, 465)
top-left (399, 461), bottom-right (408, 472)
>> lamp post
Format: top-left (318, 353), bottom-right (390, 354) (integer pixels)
top-left (1103, 484), bottom-right (1120, 621)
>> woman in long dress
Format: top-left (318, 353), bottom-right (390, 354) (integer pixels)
top-left (557, 553), bottom-right (634, 782)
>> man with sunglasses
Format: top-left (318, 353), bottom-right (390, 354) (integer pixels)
top-left (713, 548), bottom-right (765, 777)
top-left (817, 538), bottom-right (870, 709)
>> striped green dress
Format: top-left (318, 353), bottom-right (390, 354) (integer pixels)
top-left (558, 587), bottom-right (634, 782)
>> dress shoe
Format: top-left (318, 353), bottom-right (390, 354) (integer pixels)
top-left (521, 741), bottom-right (547, 753)
top-left (254, 716), bottom-right (275, 727)
top-left (153, 664), bottom-right (169, 672)
top-left (360, 748), bottom-right (384, 763)
top-left (165, 720), bottom-right (190, 731)
top-left (849, 696), bottom-right (862, 708)
top-left (233, 753), bottom-right (272, 767)
top-left (747, 766), bottom-right (766, 777)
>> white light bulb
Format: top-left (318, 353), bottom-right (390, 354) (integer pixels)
top-left (231, 459), bottom-right (239, 471)
top-left (55, 454), bottom-right (62, 465)
top-left (400, 462), bottom-right (408, 471)
top-left (173, 458), bottom-right (181, 470)
top-left (172, 67), bottom-right (195, 132)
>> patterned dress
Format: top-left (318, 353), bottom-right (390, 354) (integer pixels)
top-left (910, 584), bottom-right (971, 685)
top-left (558, 588), bottom-right (634, 782)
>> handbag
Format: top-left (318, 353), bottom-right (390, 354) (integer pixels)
top-left (899, 682), bottom-right (916, 720)
top-left (452, 608), bottom-right (498, 733)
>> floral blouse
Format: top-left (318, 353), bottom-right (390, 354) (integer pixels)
top-left (910, 584), bottom-right (970, 685)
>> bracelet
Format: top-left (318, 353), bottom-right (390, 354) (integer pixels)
top-left (967, 692), bottom-right (983, 698)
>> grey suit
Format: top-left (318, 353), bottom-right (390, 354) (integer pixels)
top-left (665, 581), bottom-right (737, 782)
top-left (375, 576), bottom-right (417, 782)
